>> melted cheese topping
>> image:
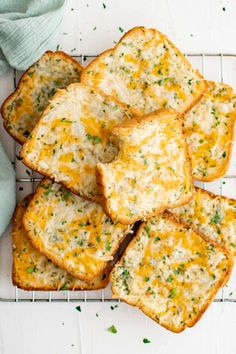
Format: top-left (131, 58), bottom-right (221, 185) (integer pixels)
top-left (97, 110), bottom-right (193, 223)
top-left (81, 27), bottom-right (206, 115)
top-left (184, 81), bottom-right (236, 181)
top-left (12, 196), bottom-right (110, 290)
top-left (3, 51), bottom-right (82, 144)
top-left (111, 213), bottom-right (231, 332)
top-left (171, 187), bottom-right (236, 256)
top-left (22, 84), bottom-right (132, 200)
top-left (23, 180), bottom-right (130, 281)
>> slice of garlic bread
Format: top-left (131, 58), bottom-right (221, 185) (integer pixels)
top-left (110, 212), bottom-right (232, 333)
top-left (184, 81), bottom-right (236, 181)
top-left (2, 51), bottom-right (83, 144)
top-left (81, 26), bottom-right (207, 115)
top-left (97, 109), bottom-right (194, 224)
top-left (171, 187), bottom-right (236, 256)
top-left (23, 179), bottom-right (131, 281)
top-left (20, 83), bottom-right (133, 201)
top-left (13, 195), bottom-right (110, 291)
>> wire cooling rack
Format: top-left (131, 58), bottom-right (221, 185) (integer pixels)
top-left (1, 53), bottom-right (236, 302)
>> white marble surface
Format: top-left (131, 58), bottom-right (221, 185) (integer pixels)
top-left (1, 0), bottom-right (236, 353)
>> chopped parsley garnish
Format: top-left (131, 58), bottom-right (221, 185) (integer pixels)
top-left (166, 275), bottom-right (173, 283)
top-left (118, 27), bottom-right (124, 33)
top-left (28, 72), bottom-right (34, 78)
top-left (168, 287), bottom-right (177, 299)
top-left (76, 305), bottom-right (81, 312)
top-left (143, 338), bottom-right (151, 344)
top-left (26, 265), bottom-right (36, 273)
top-left (107, 325), bottom-right (117, 334)
top-left (222, 151), bottom-right (227, 158)
top-left (210, 211), bottom-right (221, 225)
top-left (144, 277), bottom-right (150, 282)
top-left (43, 188), bottom-right (54, 196)
top-left (144, 225), bottom-right (151, 237)
top-left (61, 189), bottom-right (72, 202)
top-left (110, 305), bottom-right (118, 310)
top-left (86, 133), bottom-right (101, 144)
top-left (105, 241), bottom-right (111, 252)
top-left (103, 3), bottom-right (106, 8)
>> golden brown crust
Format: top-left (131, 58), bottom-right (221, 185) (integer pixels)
top-left (110, 211), bottom-right (233, 332)
top-left (20, 83), bottom-right (138, 202)
top-left (23, 178), bottom-right (131, 282)
top-left (12, 194), bottom-right (111, 290)
top-left (81, 26), bottom-right (208, 116)
top-left (1, 51), bottom-right (83, 145)
top-left (96, 109), bottom-right (194, 224)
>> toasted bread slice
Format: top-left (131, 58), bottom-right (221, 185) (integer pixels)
top-left (171, 187), bottom-right (236, 256)
top-left (184, 81), bottom-right (236, 181)
top-left (23, 179), bottom-right (131, 281)
top-left (97, 109), bottom-right (194, 224)
top-left (13, 195), bottom-right (111, 291)
top-left (110, 212), bottom-right (232, 333)
top-left (81, 26), bottom-right (207, 115)
top-left (1, 51), bottom-right (82, 144)
top-left (20, 83), bottom-right (134, 201)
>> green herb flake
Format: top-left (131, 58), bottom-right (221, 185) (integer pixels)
top-left (168, 287), bottom-right (177, 299)
top-left (76, 305), bottom-right (81, 312)
top-left (166, 275), bottom-right (173, 283)
top-left (107, 325), bottom-right (117, 334)
top-left (144, 225), bottom-right (151, 237)
top-left (26, 265), bottom-right (36, 274)
top-left (110, 305), bottom-right (118, 310)
top-left (86, 133), bottom-right (101, 144)
top-left (28, 72), bottom-right (34, 78)
top-left (144, 276), bottom-right (150, 282)
top-left (222, 151), bottom-right (227, 158)
top-left (143, 338), bottom-right (151, 344)
top-left (103, 3), bottom-right (106, 8)
top-left (210, 211), bottom-right (221, 225)
top-left (105, 241), bottom-right (111, 252)
top-left (118, 27), bottom-right (124, 33)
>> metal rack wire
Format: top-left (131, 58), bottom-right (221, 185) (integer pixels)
top-left (1, 53), bottom-right (236, 302)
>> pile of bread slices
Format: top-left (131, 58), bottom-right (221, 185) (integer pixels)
top-left (2, 27), bottom-right (236, 333)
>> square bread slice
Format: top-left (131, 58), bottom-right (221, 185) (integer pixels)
top-left (97, 109), bottom-right (194, 224)
top-left (20, 83), bottom-right (134, 201)
top-left (110, 212), bottom-right (232, 333)
top-left (1, 51), bottom-right (83, 144)
top-left (170, 187), bottom-right (236, 256)
top-left (81, 26), bottom-right (207, 115)
top-left (183, 81), bottom-right (236, 181)
top-left (13, 195), bottom-right (111, 291)
top-left (23, 179), bottom-right (131, 282)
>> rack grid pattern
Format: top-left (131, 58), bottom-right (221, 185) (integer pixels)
top-left (1, 53), bottom-right (236, 302)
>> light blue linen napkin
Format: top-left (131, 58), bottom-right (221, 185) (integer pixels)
top-left (0, 0), bottom-right (66, 75)
top-left (0, 142), bottom-right (15, 236)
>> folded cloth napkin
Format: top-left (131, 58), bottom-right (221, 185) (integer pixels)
top-left (0, 141), bottom-right (15, 236)
top-left (0, 0), bottom-right (65, 75)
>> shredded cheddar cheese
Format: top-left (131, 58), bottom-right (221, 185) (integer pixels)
top-left (12, 195), bottom-right (111, 290)
top-left (21, 83), bottom-right (133, 200)
top-left (2, 51), bottom-right (82, 144)
top-left (81, 26), bottom-right (207, 115)
top-left (110, 212), bottom-right (232, 332)
top-left (184, 81), bottom-right (236, 181)
top-left (171, 187), bottom-right (236, 256)
top-left (23, 179), bottom-right (131, 281)
top-left (97, 109), bottom-right (194, 224)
